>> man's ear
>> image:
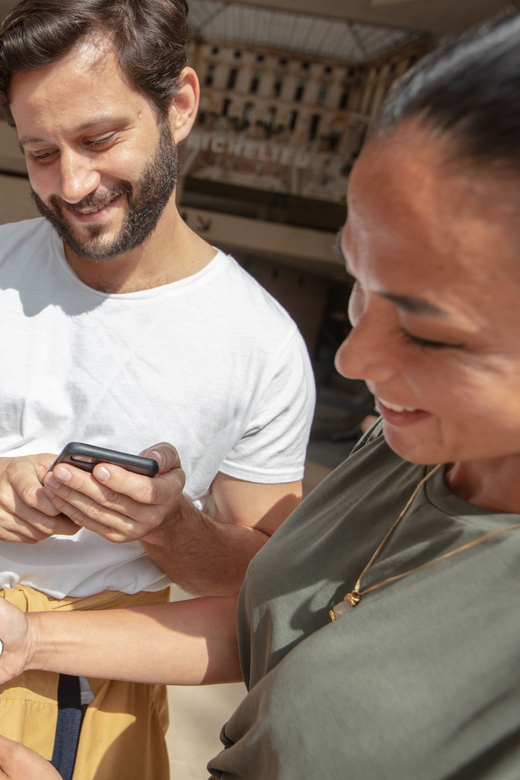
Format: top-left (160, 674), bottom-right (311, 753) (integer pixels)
top-left (168, 67), bottom-right (199, 143)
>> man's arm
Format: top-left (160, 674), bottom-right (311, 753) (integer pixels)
top-left (41, 444), bottom-right (302, 595)
top-left (142, 473), bottom-right (302, 595)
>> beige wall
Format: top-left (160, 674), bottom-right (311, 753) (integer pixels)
top-left (0, 175), bottom-right (38, 224)
top-left (0, 119), bottom-right (26, 174)
top-left (0, 121), bottom-right (37, 225)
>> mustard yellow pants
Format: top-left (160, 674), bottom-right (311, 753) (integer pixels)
top-left (0, 585), bottom-right (170, 780)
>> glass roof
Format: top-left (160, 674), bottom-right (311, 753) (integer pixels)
top-left (188, 0), bottom-right (425, 62)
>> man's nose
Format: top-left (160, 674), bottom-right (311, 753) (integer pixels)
top-left (58, 150), bottom-right (101, 204)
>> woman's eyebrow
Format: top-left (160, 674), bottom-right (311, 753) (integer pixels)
top-left (380, 292), bottom-right (448, 317)
top-left (334, 230), bottom-right (447, 317)
top-left (334, 229), bottom-right (352, 272)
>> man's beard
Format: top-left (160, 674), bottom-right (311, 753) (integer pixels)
top-left (31, 120), bottom-right (178, 261)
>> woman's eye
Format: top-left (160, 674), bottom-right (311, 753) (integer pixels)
top-left (400, 330), bottom-right (461, 350)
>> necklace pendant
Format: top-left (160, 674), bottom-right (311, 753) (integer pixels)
top-left (329, 591), bottom-right (360, 622)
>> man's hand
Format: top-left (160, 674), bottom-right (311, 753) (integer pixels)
top-left (41, 443), bottom-right (185, 543)
top-left (0, 596), bottom-right (34, 685)
top-left (0, 735), bottom-right (59, 780)
top-left (41, 441), bottom-right (301, 595)
top-left (0, 455), bottom-right (79, 543)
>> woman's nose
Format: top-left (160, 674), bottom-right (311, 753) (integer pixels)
top-left (335, 321), bottom-right (396, 384)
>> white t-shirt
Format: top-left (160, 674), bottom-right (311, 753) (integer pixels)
top-left (0, 218), bottom-right (315, 598)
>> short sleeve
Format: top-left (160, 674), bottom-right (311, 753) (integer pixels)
top-left (219, 330), bottom-right (315, 483)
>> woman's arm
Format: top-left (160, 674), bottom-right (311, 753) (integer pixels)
top-left (0, 594), bottom-right (241, 686)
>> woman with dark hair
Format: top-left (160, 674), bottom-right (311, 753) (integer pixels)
top-left (1, 12), bottom-right (520, 780)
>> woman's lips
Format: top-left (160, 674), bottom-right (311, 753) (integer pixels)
top-left (376, 397), bottom-right (431, 426)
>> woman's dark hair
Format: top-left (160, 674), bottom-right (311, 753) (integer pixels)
top-left (374, 12), bottom-right (520, 168)
top-left (0, 0), bottom-right (189, 125)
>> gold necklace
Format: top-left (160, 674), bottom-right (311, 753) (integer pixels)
top-left (330, 463), bottom-right (520, 621)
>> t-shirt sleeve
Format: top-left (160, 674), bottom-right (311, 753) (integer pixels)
top-left (218, 330), bottom-right (316, 483)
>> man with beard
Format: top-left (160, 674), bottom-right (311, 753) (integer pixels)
top-left (0, 2), bottom-right (315, 779)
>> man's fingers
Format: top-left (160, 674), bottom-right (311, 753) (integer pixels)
top-left (43, 494), bottom-right (147, 543)
top-left (44, 467), bottom-right (148, 518)
top-left (0, 509), bottom-right (78, 543)
top-left (39, 443), bottom-right (186, 543)
top-left (8, 461), bottom-right (60, 518)
top-left (44, 448), bottom-right (184, 509)
top-left (138, 443), bottom-right (182, 474)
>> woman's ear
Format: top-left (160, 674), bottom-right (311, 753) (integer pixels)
top-left (168, 67), bottom-right (200, 143)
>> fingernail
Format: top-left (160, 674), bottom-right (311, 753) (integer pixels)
top-left (46, 476), bottom-right (61, 490)
top-left (150, 450), bottom-right (164, 468)
top-left (54, 466), bottom-right (72, 482)
top-left (96, 466), bottom-right (110, 482)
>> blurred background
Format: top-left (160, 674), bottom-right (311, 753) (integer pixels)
top-left (0, 0), bottom-right (517, 776)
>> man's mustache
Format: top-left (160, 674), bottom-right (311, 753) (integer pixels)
top-left (50, 182), bottom-right (132, 213)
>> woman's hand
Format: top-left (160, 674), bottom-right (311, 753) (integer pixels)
top-left (0, 597), bottom-right (34, 684)
top-left (0, 735), bottom-right (60, 780)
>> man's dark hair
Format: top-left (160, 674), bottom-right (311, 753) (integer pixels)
top-left (0, 0), bottom-right (189, 125)
top-left (374, 11), bottom-right (520, 169)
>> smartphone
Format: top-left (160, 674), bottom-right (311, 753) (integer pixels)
top-left (49, 442), bottom-right (159, 477)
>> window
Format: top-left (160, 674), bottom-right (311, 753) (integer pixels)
top-left (264, 106), bottom-right (276, 128)
top-left (308, 114), bottom-right (320, 141)
top-left (301, 62), bottom-right (310, 71)
top-left (211, 46), bottom-right (219, 55)
top-left (222, 98), bottom-right (231, 117)
top-left (317, 83), bottom-right (328, 107)
top-left (324, 65), bottom-right (332, 75)
top-left (256, 54), bottom-right (265, 63)
top-left (273, 75), bottom-right (283, 98)
top-left (288, 110), bottom-right (298, 132)
top-left (279, 58), bottom-right (287, 67)
top-left (327, 131), bottom-right (341, 152)
top-left (205, 64), bottom-right (215, 87)
top-left (234, 50), bottom-right (242, 59)
top-left (227, 68), bottom-right (238, 90)
top-left (250, 71), bottom-right (261, 94)
top-left (294, 80), bottom-right (305, 102)
top-left (339, 88), bottom-right (350, 110)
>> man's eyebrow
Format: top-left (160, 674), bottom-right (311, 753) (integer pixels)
top-left (379, 292), bottom-right (447, 317)
top-left (19, 115), bottom-right (125, 146)
top-left (19, 135), bottom-right (49, 147)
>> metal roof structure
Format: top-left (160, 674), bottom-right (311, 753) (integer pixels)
top-left (188, 0), bottom-right (425, 62)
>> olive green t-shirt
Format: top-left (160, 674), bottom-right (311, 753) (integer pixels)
top-left (208, 428), bottom-right (520, 779)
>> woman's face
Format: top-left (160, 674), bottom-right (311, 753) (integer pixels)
top-left (336, 123), bottom-right (520, 465)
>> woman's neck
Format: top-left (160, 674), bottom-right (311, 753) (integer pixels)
top-left (445, 456), bottom-right (520, 514)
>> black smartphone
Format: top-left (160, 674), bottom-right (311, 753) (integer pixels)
top-left (49, 442), bottom-right (159, 477)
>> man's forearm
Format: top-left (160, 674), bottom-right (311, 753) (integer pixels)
top-left (27, 594), bottom-right (241, 685)
top-left (141, 494), bottom-right (269, 596)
